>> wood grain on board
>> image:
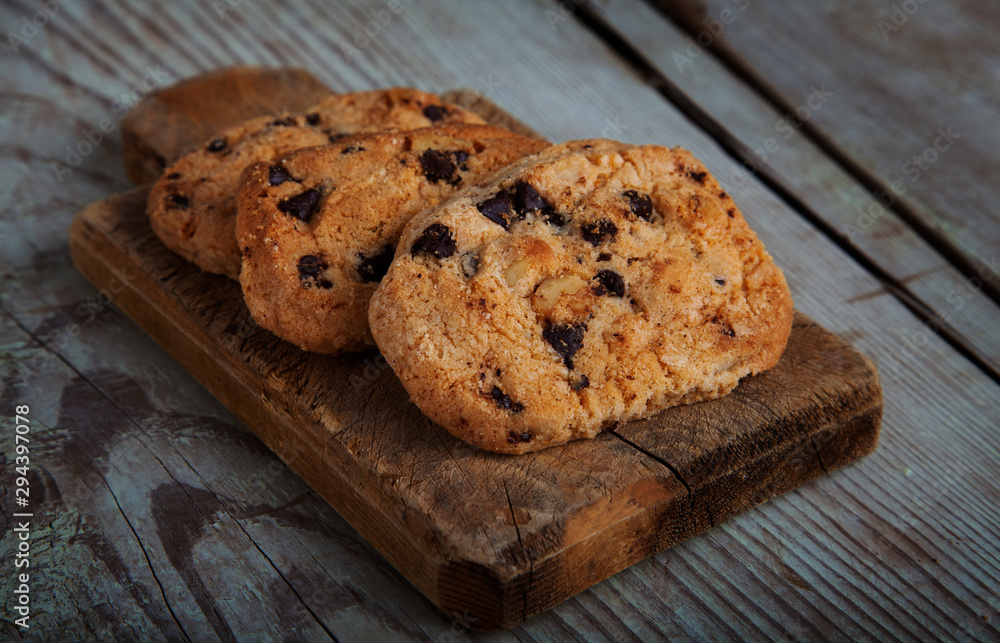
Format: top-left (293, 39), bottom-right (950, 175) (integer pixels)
top-left (68, 68), bottom-right (882, 629)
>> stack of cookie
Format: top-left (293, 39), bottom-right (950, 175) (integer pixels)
top-left (148, 88), bottom-right (793, 454)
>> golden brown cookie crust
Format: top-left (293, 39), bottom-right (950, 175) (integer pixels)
top-left (236, 124), bottom-right (549, 354)
top-left (147, 88), bottom-right (487, 279)
top-left (369, 139), bottom-right (794, 454)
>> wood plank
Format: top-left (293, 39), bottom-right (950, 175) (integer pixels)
top-left (656, 0), bottom-right (1000, 300)
top-left (587, 0), bottom-right (1000, 377)
top-left (2, 0), bottom-right (999, 638)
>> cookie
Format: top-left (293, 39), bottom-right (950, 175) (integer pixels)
top-left (368, 140), bottom-right (794, 454)
top-left (236, 124), bottom-right (549, 354)
top-left (148, 88), bottom-right (486, 279)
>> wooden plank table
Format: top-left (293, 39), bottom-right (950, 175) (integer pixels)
top-left (1, 0), bottom-right (997, 640)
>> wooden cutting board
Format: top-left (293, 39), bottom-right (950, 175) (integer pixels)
top-left (69, 67), bottom-right (882, 631)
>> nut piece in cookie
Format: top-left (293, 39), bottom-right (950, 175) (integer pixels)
top-left (236, 124), bottom-right (549, 354)
top-left (369, 139), bottom-right (794, 454)
top-left (147, 88), bottom-right (487, 279)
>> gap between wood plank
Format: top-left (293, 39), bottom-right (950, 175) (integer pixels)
top-left (561, 0), bottom-right (1000, 386)
top-left (644, 0), bottom-right (1000, 307)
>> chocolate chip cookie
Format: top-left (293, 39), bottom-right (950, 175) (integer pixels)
top-left (148, 88), bottom-right (486, 279)
top-left (368, 140), bottom-right (794, 454)
top-left (236, 124), bottom-right (549, 354)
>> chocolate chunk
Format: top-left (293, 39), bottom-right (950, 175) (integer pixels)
top-left (461, 252), bottom-right (479, 277)
top-left (580, 219), bottom-right (618, 246)
top-left (166, 193), bottom-right (189, 209)
top-left (593, 269), bottom-right (625, 297)
top-left (622, 190), bottom-right (652, 221)
top-left (491, 386), bottom-right (524, 413)
top-left (542, 323), bottom-right (586, 369)
top-left (357, 244), bottom-right (395, 283)
top-left (513, 181), bottom-right (549, 213)
top-left (507, 430), bottom-right (533, 444)
top-left (597, 252), bottom-right (611, 262)
top-left (297, 255), bottom-right (332, 289)
top-left (268, 164), bottom-right (293, 186)
top-left (207, 138), bottom-right (227, 153)
top-left (477, 189), bottom-right (515, 229)
top-left (269, 116), bottom-right (296, 127)
top-left (571, 374), bottom-right (590, 391)
top-left (688, 170), bottom-right (707, 184)
top-left (411, 222), bottom-right (456, 259)
top-left (419, 149), bottom-right (459, 185)
top-left (166, 172), bottom-right (182, 180)
top-left (714, 277), bottom-right (726, 286)
top-left (341, 145), bottom-right (365, 154)
top-left (423, 104), bottom-right (447, 122)
top-left (278, 188), bottom-right (321, 223)
top-left (305, 113), bottom-right (321, 126)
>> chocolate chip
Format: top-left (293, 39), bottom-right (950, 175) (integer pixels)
top-left (166, 194), bottom-right (189, 209)
top-left (597, 252), bottom-right (611, 262)
top-left (305, 113), bottom-right (321, 126)
top-left (269, 116), bottom-right (296, 127)
top-left (357, 245), bottom-right (395, 282)
top-left (688, 170), bottom-right (707, 184)
top-left (298, 255), bottom-right (333, 289)
top-left (712, 315), bottom-right (735, 337)
top-left (727, 209), bottom-right (735, 218)
top-left (491, 386), bottom-right (524, 413)
top-left (423, 104), bottom-right (447, 122)
top-left (328, 133), bottom-right (347, 143)
top-left (419, 149), bottom-right (459, 185)
top-left (166, 172), bottom-right (182, 180)
top-left (622, 190), bottom-right (652, 221)
top-left (513, 181), bottom-right (549, 213)
top-left (411, 223), bottom-right (456, 259)
top-left (461, 252), bottom-right (479, 277)
top-left (580, 219), bottom-right (618, 246)
top-left (714, 277), bottom-right (726, 286)
top-left (341, 145), bottom-right (365, 154)
top-left (571, 374), bottom-right (590, 391)
top-left (268, 164), bottom-right (292, 186)
top-left (543, 323), bottom-right (586, 369)
top-left (207, 138), bottom-right (227, 153)
top-left (507, 430), bottom-right (533, 444)
top-left (593, 269), bottom-right (625, 297)
top-left (477, 189), bottom-right (515, 229)
top-left (278, 188), bottom-right (321, 223)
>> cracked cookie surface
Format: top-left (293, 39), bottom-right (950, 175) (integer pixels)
top-left (148, 88), bottom-right (486, 279)
top-left (236, 124), bottom-right (548, 354)
top-left (369, 139), bottom-right (794, 454)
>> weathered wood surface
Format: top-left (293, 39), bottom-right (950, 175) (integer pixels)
top-left (656, 0), bottom-right (1000, 303)
top-left (589, 0), bottom-right (1000, 378)
top-left (67, 164), bottom-right (881, 629)
top-left (1, 0), bottom-right (999, 640)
